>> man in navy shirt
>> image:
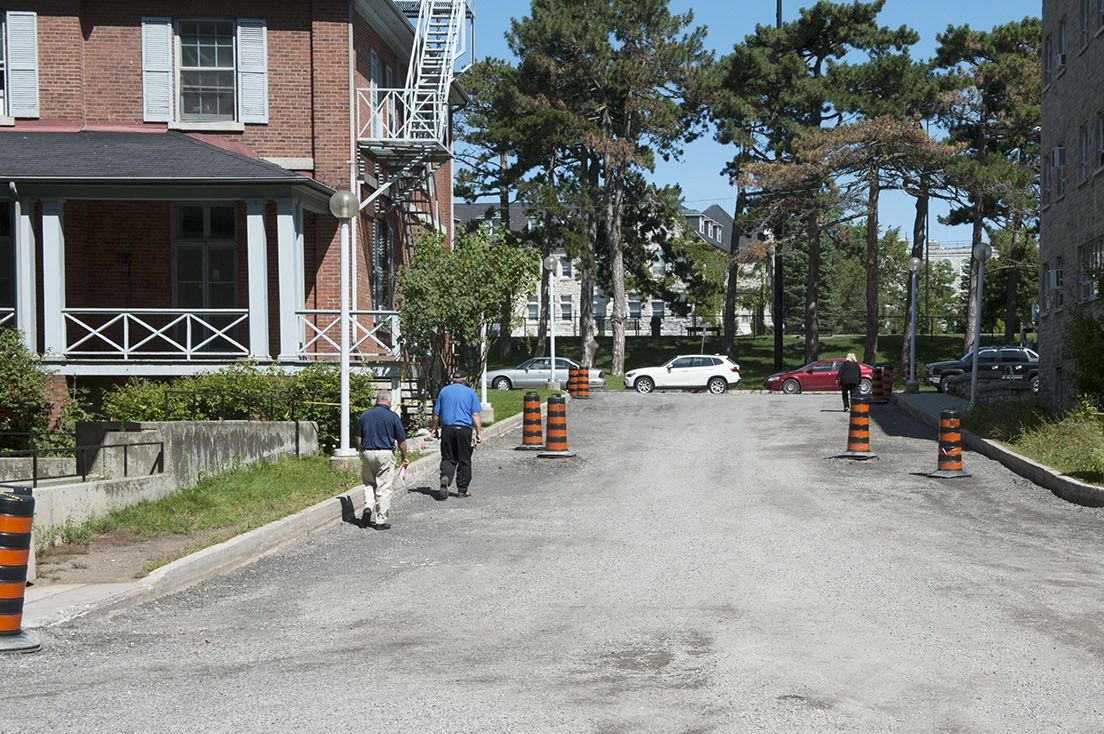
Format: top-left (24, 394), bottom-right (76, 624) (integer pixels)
top-left (430, 371), bottom-right (483, 500)
top-left (352, 389), bottom-right (408, 530)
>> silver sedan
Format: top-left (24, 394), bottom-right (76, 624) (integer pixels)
top-left (485, 357), bottom-right (606, 390)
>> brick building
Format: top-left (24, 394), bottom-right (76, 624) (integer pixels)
top-left (1039, 0), bottom-right (1104, 406)
top-left (0, 1), bottom-right (469, 386)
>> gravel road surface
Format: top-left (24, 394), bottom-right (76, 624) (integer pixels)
top-left (2, 392), bottom-right (1103, 733)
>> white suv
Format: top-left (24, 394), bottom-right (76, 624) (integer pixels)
top-left (625, 355), bottom-right (742, 395)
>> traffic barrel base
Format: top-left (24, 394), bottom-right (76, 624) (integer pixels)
top-left (835, 397), bottom-right (878, 460)
top-left (515, 391), bottom-right (545, 451)
top-left (928, 409), bottom-right (970, 479)
top-left (0, 629), bottom-right (41, 654)
top-left (538, 395), bottom-right (576, 458)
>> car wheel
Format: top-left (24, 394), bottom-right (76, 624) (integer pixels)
top-left (781, 378), bottom-right (801, 395)
top-left (492, 376), bottom-right (512, 391)
top-left (938, 375), bottom-right (950, 394)
top-left (858, 378), bottom-right (872, 395)
top-left (1030, 375), bottom-right (1040, 394)
top-left (634, 376), bottom-right (655, 394)
top-left (707, 376), bottom-right (728, 395)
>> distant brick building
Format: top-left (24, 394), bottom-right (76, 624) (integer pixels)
top-left (1039, 0), bottom-right (1104, 406)
top-left (0, 2), bottom-right (469, 384)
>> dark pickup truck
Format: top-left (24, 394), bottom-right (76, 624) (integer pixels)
top-left (924, 346), bottom-right (1040, 394)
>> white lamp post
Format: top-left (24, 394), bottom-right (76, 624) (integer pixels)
top-left (329, 190), bottom-right (359, 465)
top-left (543, 254), bottom-right (560, 390)
top-left (968, 243), bottom-right (993, 411)
top-left (906, 256), bottom-right (921, 393)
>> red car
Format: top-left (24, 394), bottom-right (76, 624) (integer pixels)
top-left (764, 359), bottom-right (875, 395)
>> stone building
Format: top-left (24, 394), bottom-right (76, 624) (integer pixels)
top-left (1039, 0), bottom-right (1104, 406)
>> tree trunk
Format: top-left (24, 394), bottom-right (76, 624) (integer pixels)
top-left (608, 162), bottom-right (627, 375)
top-left (804, 211), bottom-right (820, 363)
top-left (534, 243), bottom-right (551, 358)
top-left (901, 176), bottom-right (928, 375)
top-left (580, 156), bottom-right (600, 368)
top-left (498, 153), bottom-right (510, 228)
top-left (1004, 212), bottom-right (1024, 344)
top-left (964, 197), bottom-right (983, 354)
top-left (863, 167), bottom-right (881, 365)
top-left (772, 229), bottom-right (784, 370)
top-left (722, 187), bottom-right (747, 356)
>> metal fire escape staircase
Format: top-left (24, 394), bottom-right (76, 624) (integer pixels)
top-left (357, 0), bottom-right (472, 228)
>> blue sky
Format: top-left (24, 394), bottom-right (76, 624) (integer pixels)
top-left (465, 0), bottom-right (1042, 245)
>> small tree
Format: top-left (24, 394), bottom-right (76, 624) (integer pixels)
top-left (396, 228), bottom-right (538, 395)
top-left (0, 329), bottom-right (52, 448)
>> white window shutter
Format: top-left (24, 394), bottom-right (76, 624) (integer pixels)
top-left (237, 19), bottom-right (268, 124)
top-left (5, 11), bottom-right (40, 118)
top-left (141, 17), bottom-right (173, 122)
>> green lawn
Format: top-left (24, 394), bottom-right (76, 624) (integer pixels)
top-left (49, 457), bottom-right (358, 571)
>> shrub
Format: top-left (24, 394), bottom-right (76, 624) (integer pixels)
top-left (1065, 308), bottom-right (1104, 406)
top-left (0, 329), bottom-right (52, 448)
top-left (101, 362), bottom-right (376, 454)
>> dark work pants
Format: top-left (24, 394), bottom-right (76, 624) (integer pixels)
top-left (440, 425), bottom-right (474, 490)
top-left (841, 384), bottom-right (859, 409)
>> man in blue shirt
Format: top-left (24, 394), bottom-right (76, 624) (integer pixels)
top-left (352, 389), bottom-right (408, 530)
top-left (430, 371), bottom-right (483, 500)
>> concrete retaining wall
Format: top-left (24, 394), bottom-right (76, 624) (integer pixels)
top-left (0, 458), bottom-right (75, 483)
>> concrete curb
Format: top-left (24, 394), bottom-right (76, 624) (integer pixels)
top-left (25, 410), bottom-right (527, 628)
top-left (891, 396), bottom-right (1104, 508)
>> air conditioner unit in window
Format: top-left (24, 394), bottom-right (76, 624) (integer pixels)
top-left (1057, 53), bottom-right (1068, 67)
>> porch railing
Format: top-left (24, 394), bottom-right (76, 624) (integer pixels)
top-left (357, 87), bottom-right (407, 140)
top-left (298, 310), bottom-right (401, 360)
top-left (0, 307), bottom-right (14, 328)
top-left (63, 308), bottom-right (250, 360)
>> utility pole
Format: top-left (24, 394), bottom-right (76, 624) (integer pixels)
top-left (772, 0), bottom-right (784, 370)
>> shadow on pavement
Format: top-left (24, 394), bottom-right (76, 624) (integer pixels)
top-left (867, 404), bottom-right (934, 440)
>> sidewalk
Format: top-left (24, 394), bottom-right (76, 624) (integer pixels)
top-left (893, 391), bottom-right (1104, 508)
top-left (21, 410), bottom-right (526, 630)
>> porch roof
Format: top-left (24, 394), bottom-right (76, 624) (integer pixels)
top-left (0, 131), bottom-right (335, 210)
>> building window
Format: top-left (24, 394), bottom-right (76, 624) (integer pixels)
top-left (1099, 0), bottom-right (1104, 29)
top-left (1041, 151), bottom-right (1052, 206)
top-left (560, 256), bottom-right (572, 278)
top-left (1082, 0), bottom-right (1092, 48)
top-left (1045, 258), bottom-right (1065, 311)
top-left (593, 297), bottom-right (606, 319)
top-left (628, 297), bottom-right (641, 320)
top-left (560, 294), bottom-right (572, 322)
top-left (1058, 18), bottom-right (1068, 69)
top-left (1044, 35), bottom-right (1053, 85)
top-left (1079, 123), bottom-right (1090, 182)
top-left (652, 300), bottom-right (665, 318)
top-left (1079, 241), bottom-right (1103, 301)
top-left (1055, 145), bottom-right (1067, 198)
top-left (372, 220), bottom-right (393, 309)
top-left (178, 20), bottom-right (236, 121)
top-left (0, 204), bottom-right (12, 310)
top-left (651, 255), bottom-right (665, 276)
top-left (527, 295), bottom-right (538, 321)
top-left (1097, 111), bottom-right (1104, 169)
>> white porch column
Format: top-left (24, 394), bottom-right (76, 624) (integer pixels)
top-left (276, 199), bottom-right (300, 361)
top-left (41, 200), bottom-right (66, 357)
top-left (14, 199), bottom-right (37, 352)
top-left (246, 199), bottom-right (270, 361)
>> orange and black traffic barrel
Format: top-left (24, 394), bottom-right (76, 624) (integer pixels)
top-left (515, 392), bottom-right (545, 451)
top-left (881, 365), bottom-right (894, 402)
top-left (871, 367), bottom-right (886, 403)
top-left (571, 368), bottom-right (590, 399)
top-left (0, 489), bottom-right (40, 653)
top-left (835, 396), bottom-right (877, 460)
top-left (928, 409), bottom-right (970, 478)
top-left (538, 395), bottom-right (575, 458)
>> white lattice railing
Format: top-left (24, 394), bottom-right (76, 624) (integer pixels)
top-left (0, 308), bottom-right (14, 328)
top-left (357, 87), bottom-right (443, 142)
top-left (298, 310), bottom-right (401, 360)
top-left (63, 309), bottom-right (250, 360)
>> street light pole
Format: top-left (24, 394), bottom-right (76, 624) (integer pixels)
top-left (329, 190), bottom-right (359, 466)
top-left (544, 254), bottom-right (559, 390)
top-left (907, 256), bottom-right (921, 393)
top-left (968, 243), bottom-right (992, 411)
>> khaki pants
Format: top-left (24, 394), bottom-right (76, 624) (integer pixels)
top-left (359, 449), bottom-right (396, 523)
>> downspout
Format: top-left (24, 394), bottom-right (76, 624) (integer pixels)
top-left (348, 0), bottom-right (359, 310)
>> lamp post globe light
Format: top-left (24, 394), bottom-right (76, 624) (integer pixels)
top-left (329, 190), bottom-right (359, 467)
top-left (906, 256), bottom-right (921, 393)
top-left (968, 244), bottom-right (993, 411)
top-left (543, 254), bottom-right (560, 390)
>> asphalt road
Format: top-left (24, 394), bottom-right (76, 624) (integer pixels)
top-left (3, 392), bottom-right (1104, 733)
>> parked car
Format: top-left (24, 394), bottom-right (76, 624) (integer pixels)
top-left (624, 355), bottom-right (741, 394)
top-left (763, 360), bottom-right (875, 395)
top-left (485, 357), bottom-right (606, 391)
top-left (924, 346), bottom-right (1039, 394)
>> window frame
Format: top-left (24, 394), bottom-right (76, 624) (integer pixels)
top-left (1055, 144), bottom-right (1067, 199)
top-left (559, 293), bottom-right (572, 322)
top-left (1082, 0), bottom-right (1092, 49)
top-left (170, 203), bottom-right (239, 310)
top-left (1078, 240), bottom-right (1103, 301)
top-left (1044, 34), bottom-right (1054, 86)
top-left (0, 16), bottom-right (6, 117)
top-left (175, 18), bottom-right (237, 123)
top-left (1079, 122), bottom-right (1090, 182)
